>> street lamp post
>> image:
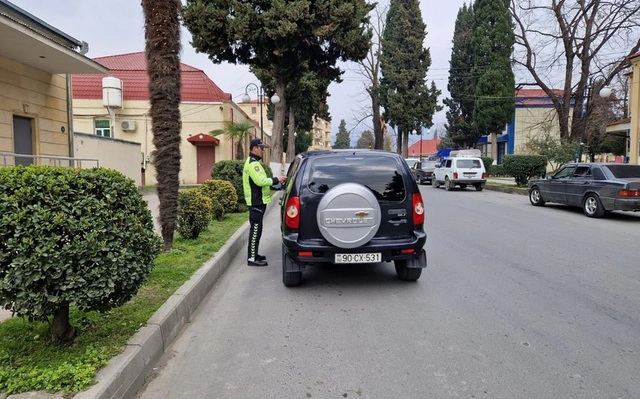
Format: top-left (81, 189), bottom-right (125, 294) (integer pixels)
top-left (577, 77), bottom-right (612, 162)
top-left (242, 83), bottom-right (264, 140)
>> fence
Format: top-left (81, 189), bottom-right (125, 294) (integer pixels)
top-left (0, 152), bottom-right (99, 168)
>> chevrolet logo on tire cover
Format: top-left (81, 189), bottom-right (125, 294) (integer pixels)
top-left (325, 211), bottom-right (374, 225)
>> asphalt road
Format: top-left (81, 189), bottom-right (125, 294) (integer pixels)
top-left (135, 185), bottom-right (640, 399)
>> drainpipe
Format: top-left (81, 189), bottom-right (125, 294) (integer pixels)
top-left (66, 74), bottom-right (74, 167)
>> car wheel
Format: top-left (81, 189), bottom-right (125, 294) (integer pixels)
top-left (529, 186), bottom-right (545, 206)
top-left (394, 260), bottom-right (422, 281)
top-left (433, 179), bottom-right (440, 188)
top-left (282, 248), bottom-right (303, 287)
top-left (474, 183), bottom-right (484, 192)
top-left (583, 194), bottom-right (605, 218)
top-left (444, 177), bottom-right (453, 191)
top-left (460, 184), bottom-right (467, 189)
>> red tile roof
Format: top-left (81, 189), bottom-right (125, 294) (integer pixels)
top-left (516, 88), bottom-right (564, 106)
top-left (72, 52), bottom-right (231, 102)
top-left (408, 139), bottom-right (441, 156)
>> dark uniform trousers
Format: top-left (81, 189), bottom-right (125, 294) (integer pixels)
top-left (247, 204), bottom-right (267, 260)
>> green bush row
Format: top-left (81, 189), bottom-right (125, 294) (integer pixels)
top-left (177, 178), bottom-right (238, 239)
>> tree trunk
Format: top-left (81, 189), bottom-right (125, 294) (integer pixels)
top-left (286, 106), bottom-right (296, 162)
top-left (396, 129), bottom-right (403, 156)
top-left (235, 139), bottom-right (244, 160)
top-left (270, 77), bottom-right (288, 175)
top-left (51, 304), bottom-right (75, 342)
top-left (143, 0), bottom-right (182, 251)
top-left (402, 131), bottom-right (409, 157)
top-left (373, 101), bottom-right (383, 150)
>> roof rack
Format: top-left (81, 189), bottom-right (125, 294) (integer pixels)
top-left (449, 149), bottom-right (481, 158)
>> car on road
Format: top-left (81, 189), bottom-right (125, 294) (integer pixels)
top-left (404, 157), bottom-right (420, 169)
top-left (280, 150), bottom-right (427, 287)
top-left (411, 160), bottom-right (439, 185)
top-left (433, 155), bottom-right (487, 191)
top-left (527, 162), bottom-right (640, 218)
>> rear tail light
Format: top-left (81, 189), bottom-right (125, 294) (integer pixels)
top-left (618, 189), bottom-right (640, 197)
top-left (453, 172), bottom-right (458, 179)
top-left (412, 193), bottom-right (425, 226)
top-left (482, 172), bottom-right (486, 179)
top-left (285, 196), bottom-right (300, 228)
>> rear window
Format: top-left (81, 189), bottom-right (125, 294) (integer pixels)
top-left (604, 165), bottom-right (640, 179)
top-left (307, 155), bottom-right (406, 201)
top-left (456, 159), bottom-right (482, 168)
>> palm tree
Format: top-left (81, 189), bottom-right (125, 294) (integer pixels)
top-left (210, 120), bottom-right (255, 160)
top-left (142, 0), bottom-right (182, 251)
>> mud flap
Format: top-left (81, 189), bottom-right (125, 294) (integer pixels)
top-left (282, 246), bottom-right (305, 272)
top-left (407, 249), bottom-right (427, 268)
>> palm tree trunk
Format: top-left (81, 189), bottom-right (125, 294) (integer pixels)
top-left (142, 0), bottom-right (182, 251)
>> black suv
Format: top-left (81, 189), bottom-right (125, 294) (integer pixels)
top-left (280, 149), bottom-right (427, 287)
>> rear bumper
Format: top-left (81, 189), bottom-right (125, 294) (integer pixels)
top-left (282, 231), bottom-right (427, 264)
top-left (613, 198), bottom-right (640, 212)
top-left (452, 179), bottom-right (486, 184)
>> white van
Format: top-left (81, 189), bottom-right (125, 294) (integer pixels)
top-left (433, 153), bottom-right (486, 191)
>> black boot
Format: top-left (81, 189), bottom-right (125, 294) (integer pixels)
top-left (247, 258), bottom-right (268, 267)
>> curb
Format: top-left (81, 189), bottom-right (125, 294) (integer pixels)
top-left (484, 184), bottom-right (528, 196)
top-left (74, 195), bottom-right (282, 399)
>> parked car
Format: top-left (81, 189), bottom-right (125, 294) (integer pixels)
top-left (527, 163), bottom-right (640, 218)
top-left (280, 149), bottom-right (427, 287)
top-left (411, 160), bottom-right (439, 185)
top-left (432, 155), bottom-right (487, 191)
top-left (404, 157), bottom-right (420, 169)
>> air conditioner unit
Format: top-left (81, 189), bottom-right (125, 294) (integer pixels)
top-left (120, 120), bottom-right (137, 131)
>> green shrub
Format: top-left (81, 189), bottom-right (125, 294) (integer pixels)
top-left (502, 155), bottom-right (547, 186)
top-left (211, 159), bottom-right (274, 205)
top-left (210, 197), bottom-right (224, 221)
top-left (488, 164), bottom-right (507, 177)
top-left (176, 189), bottom-right (213, 239)
top-left (211, 160), bottom-right (244, 204)
top-left (0, 166), bottom-right (161, 341)
top-left (200, 179), bottom-right (238, 214)
top-left (480, 156), bottom-right (493, 174)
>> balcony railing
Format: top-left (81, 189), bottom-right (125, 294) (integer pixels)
top-left (0, 153), bottom-right (99, 168)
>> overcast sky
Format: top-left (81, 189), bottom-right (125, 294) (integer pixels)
top-left (10, 0), bottom-right (473, 144)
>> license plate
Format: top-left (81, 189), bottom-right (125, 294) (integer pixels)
top-left (335, 253), bottom-right (381, 264)
top-left (463, 172), bottom-right (476, 177)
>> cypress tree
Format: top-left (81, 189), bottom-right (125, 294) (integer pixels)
top-left (471, 0), bottom-right (515, 142)
top-left (333, 120), bottom-right (351, 149)
top-left (379, 0), bottom-right (440, 156)
top-left (444, 4), bottom-right (475, 148)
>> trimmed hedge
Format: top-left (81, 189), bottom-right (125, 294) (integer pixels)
top-left (502, 155), bottom-right (547, 186)
top-left (0, 166), bottom-right (161, 324)
top-left (176, 188), bottom-right (213, 239)
top-left (200, 179), bottom-right (238, 214)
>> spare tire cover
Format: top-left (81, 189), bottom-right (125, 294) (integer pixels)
top-left (316, 182), bottom-right (382, 249)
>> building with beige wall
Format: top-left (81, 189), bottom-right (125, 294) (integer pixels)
top-left (309, 116), bottom-right (332, 151)
top-left (0, 0), bottom-right (108, 166)
top-left (478, 89), bottom-right (564, 165)
top-left (72, 52), bottom-right (259, 185)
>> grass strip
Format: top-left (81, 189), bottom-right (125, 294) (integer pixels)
top-left (0, 212), bottom-right (247, 395)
